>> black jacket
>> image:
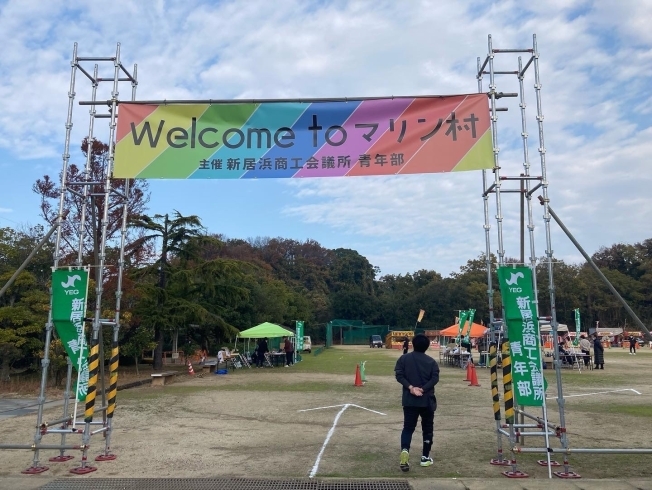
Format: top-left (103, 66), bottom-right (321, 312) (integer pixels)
top-left (593, 337), bottom-right (604, 364)
top-left (395, 351), bottom-right (440, 409)
top-left (258, 339), bottom-right (269, 354)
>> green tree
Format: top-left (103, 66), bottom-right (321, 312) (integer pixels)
top-left (0, 277), bottom-right (50, 378)
top-left (0, 225), bottom-right (53, 379)
top-left (33, 138), bottom-right (149, 263)
top-left (120, 324), bottom-right (156, 375)
top-left (129, 218), bottom-right (249, 368)
top-left (129, 211), bottom-right (204, 370)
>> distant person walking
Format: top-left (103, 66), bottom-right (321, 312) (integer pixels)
top-left (629, 335), bottom-right (637, 355)
top-left (395, 334), bottom-right (440, 472)
top-left (256, 338), bottom-right (269, 368)
top-left (593, 334), bottom-right (604, 370)
top-left (284, 336), bottom-right (294, 367)
top-left (403, 337), bottom-right (409, 355)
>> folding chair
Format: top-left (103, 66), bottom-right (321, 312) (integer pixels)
top-left (569, 348), bottom-right (592, 372)
top-left (263, 352), bottom-right (274, 368)
top-left (239, 352), bottom-right (251, 368)
top-left (230, 355), bottom-right (243, 369)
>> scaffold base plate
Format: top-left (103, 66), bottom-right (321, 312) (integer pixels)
top-left (69, 465), bottom-right (97, 475)
top-left (21, 465), bottom-right (49, 474)
top-left (554, 471), bottom-right (582, 479)
top-left (489, 458), bottom-right (510, 466)
top-left (49, 455), bottom-right (74, 462)
top-left (537, 459), bottom-right (561, 467)
top-left (95, 454), bottom-right (117, 461)
top-left (40, 478), bottom-right (412, 490)
top-left (501, 470), bottom-right (529, 478)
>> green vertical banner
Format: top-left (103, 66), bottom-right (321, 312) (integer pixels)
top-left (51, 269), bottom-right (90, 402)
top-left (573, 309), bottom-right (581, 346)
top-left (497, 266), bottom-right (544, 407)
top-left (296, 321), bottom-right (304, 351)
top-left (456, 311), bottom-right (469, 344)
top-left (464, 309), bottom-right (476, 343)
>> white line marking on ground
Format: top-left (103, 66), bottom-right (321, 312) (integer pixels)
top-left (547, 388), bottom-right (642, 399)
top-left (348, 404), bottom-right (386, 415)
top-left (298, 404), bottom-right (348, 413)
top-left (299, 402), bottom-right (387, 478)
top-left (308, 404), bottom-right (349, 478)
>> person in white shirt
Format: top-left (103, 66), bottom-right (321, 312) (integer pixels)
top-left (578, 335), bottom-right (591, 367)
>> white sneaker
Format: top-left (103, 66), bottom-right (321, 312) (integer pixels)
top-left (285, 365), bottom-right (289, 367)
top-left (420, 456), bottom-right (434, 467)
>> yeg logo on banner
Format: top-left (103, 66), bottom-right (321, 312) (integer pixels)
top-left (61, 274), bottom-right (81, 295)
top-left (505, 271), bottom-right (525, 293)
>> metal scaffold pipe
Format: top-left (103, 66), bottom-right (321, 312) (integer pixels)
top-left (515, 407), bottom-right (558, 431)
top-left (539, 196), bottom-right (652, 342)
top-left (515, 447), bottom-right (652, 454)
top-left (0, 444), bottom-right (84, 451)
top-left (0, 216), bottom-right (64, 298)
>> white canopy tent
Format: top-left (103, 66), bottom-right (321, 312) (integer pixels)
top-left (539, 324), bottom-right (569, 333)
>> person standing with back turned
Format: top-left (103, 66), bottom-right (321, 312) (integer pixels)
top-left (284, 336), bottom-right (294, 367)
top-left (629, 334), bottom-right (637, 355)
top-left (593, 334), bottom-right (604, 369)
top-left (579, 334), bottom-right (591, 367)
top-left (394, 334), bottom-right (440, 472)
top-left (256, 338), bottom-right (269, 368)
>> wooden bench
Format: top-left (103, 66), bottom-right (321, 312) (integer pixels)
top-left (202, 362), bottom-right (217, 374)
top-left (150, 371), bottom-right (176, 387)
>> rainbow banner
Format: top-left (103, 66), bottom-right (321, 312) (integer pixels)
top-left (113, 94), bottom-right (492, 179)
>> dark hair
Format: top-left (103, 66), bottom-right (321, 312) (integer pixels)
top-left (412, 334), bottom-right (430, 353)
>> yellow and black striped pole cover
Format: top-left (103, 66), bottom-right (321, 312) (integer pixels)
top-left (501, 341), bottom-right (515, 424)
top-left (107, 340), bottom-right (119, 419)
top-left (489, 343), bottom-right (501, 421)
top-left (84, 339), bottom-right (100, 423)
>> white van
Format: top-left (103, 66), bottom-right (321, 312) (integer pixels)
top-left (303, 336), bottom-right (312, 353)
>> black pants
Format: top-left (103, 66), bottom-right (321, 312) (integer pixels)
top-left (286, 351), bottom-right (294, 366)
top-left (257, 353), bottom-right (266, 367)
top-left (401, 406), bottom-right (434, 456)
top-left (581, 349), bottom-right (590, 366)
top-left (630, 344), bottom-right (636, 354)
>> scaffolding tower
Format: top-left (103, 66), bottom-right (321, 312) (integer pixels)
top-left (0, 43), bottom-right (137, 475)
top-left (477, 32), bottom-right (563, 479)
top-left (479, 33), bottom-right (652, 480)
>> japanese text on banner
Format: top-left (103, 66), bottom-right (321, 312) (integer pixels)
top-left (497, 266), bottom-right (545, 407)
top-left (51, 269), bottom-right (90, 402)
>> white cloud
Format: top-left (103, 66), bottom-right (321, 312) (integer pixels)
top-left (0, 208), bottom-right (13, 213)
top-left (0, 0), bottom-right (650, 275)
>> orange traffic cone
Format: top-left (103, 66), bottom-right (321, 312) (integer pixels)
top-left (464, 361), bottom-right (473, 381)
top-left (188, 361), bottom-right (195, 376)
top-left (354, 364), bottom-right (364, 387)
top-left (468, 363), bottom-right (480, 387)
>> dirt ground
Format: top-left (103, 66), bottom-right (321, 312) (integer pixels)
top-left (1, 345), bottom-right (651, 482)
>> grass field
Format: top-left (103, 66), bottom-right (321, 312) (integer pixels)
top-left (1, 345), bottom-right (651, 481)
